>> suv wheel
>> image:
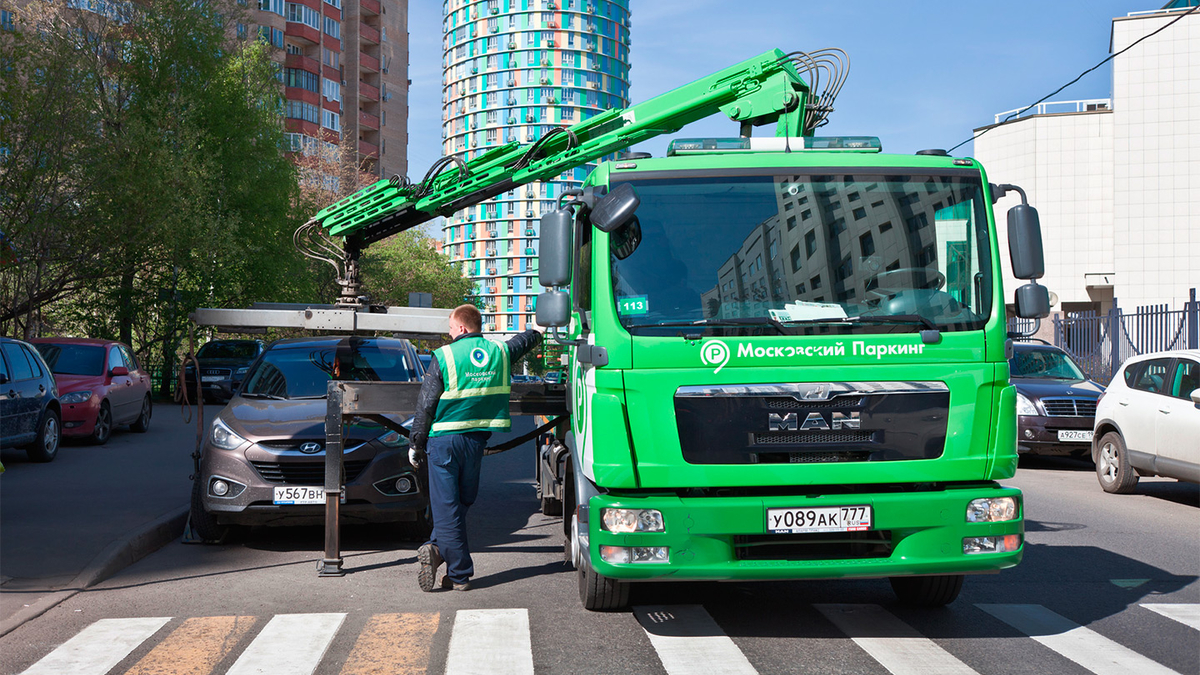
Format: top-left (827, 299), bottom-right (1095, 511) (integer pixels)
top-left (1096, 431), bottom-right (1138, 494)
top-left (189, 478), bottom-right (228, 542)
top-left (26, 409), bottom-right (61, 463)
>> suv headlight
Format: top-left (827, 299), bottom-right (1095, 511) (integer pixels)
top-left (1016, 393), bottom-right (1038, 416)
top-left (377, 430), bottom-right (408, 448)
top-left (601, 508), bottom-right (665, 533)
top-left (210, 418), bottom-right (247, 450)
top-left (60, 390), bottom-right (93, 404)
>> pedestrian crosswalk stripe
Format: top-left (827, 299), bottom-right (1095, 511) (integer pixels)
top-left (19, 617), bottom-right (170, 675)
top-left (814, 604), bottom-right (979, 675)
top-left (339, 612), bottom-right (439, 675)
top-left (977, 604), bottom-right (1182, 675)
top-left (634, 605), bottom-right (758, 675)
top-left (124, 616), bottom-right (258, 675)
top-left (444, 609), bottom-right (534, 675)
top-left (224, 613), bottom-right (345, 675)
top-left (1141, 604), bottom-right (1200, 632)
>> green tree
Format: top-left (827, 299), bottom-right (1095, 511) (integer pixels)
top-left (360, 230), bottom-right (477, 310)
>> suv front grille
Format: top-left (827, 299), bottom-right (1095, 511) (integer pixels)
top-left (1041, 397), bottom-right (1098, 417)
top-left (251, 460), bottom-right (371, 485)
top-left (734, 531), bottom-right (894, 561)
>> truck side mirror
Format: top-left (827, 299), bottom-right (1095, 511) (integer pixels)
top-left (1008, 203), bottom-right (1045, 280)
top-left (591, 182), bottom-right (640, 233)
top-left (1014, 282), bottom-right (1050, 319)
top-left (538, 208), bottom-right (573, 288)
top-left (536, 290), bottom-right (571, 328)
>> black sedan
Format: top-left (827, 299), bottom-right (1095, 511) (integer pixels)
top-left (1010, 342), bottom-right (1105, 457)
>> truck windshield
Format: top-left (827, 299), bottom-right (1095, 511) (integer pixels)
top-left (610, 172), bottom-right (993, 335)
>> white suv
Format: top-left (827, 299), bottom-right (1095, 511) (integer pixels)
top-left (1093, 350), bottom-right (1200, 493)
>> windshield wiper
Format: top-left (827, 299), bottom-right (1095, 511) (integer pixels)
top-left (778, 314), bottom-right (941, 341)
top-left (240, 392), bottom-right (288, 400)
top-left (627, 317), bottom-right (792, 336)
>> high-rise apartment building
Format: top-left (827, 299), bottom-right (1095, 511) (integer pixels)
top-left (251, 0), bottom-right (409, 181)
top-left (440, 0), bottom-right (631, 335)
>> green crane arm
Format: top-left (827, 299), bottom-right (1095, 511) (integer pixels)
top-left (316, 48), bottom-right (810, 248)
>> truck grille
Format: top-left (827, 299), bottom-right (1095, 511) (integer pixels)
top-left (734, 531), bottom-right (894, 561)
top-left (754, 431), bottom-right (873, 445)
top-left (765, 397), bottom-right (863, 410)
top-left (250, 460), bottom-right (371, 485)
top-left (1040, 397), bottom-right (1097, 417)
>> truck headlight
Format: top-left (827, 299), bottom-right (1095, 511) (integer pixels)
top-left (966, 497), bottom-right (1018, 522)
top-left (60, 390), bottom-right (93, 404)
top-left (210, 418), bottom-right (247, 450)
top-left (1016, 393), bottom-right (1038, 416)
top-left (601, 508), bottom-right (665, 533)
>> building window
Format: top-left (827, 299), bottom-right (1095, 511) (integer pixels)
top-left (258, 26), bottom-right (285, 48)
top-left (322, 77), bottom-right (341, 102)
top-left (804, 230), bottom-right (817, 258)
top-left (324, 0), bottom-right (341, 7)
top-left (286, 68), bottom-right (319, 93)
top-left (323, 17), bottom-right (340, 39)
top-left (322, 109), bottom-right (340, 131)
top-left (286, 100), bottom-right (320, 124)
top-left (790, 244), bottom-right (802, 273)
top-left (323, 47), bottom-right (339, 69)
top-left (259, 0), bottom-right (284, 17)
top-left (859, 232), bottom-right (875, 257)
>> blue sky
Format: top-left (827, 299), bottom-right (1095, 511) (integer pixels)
top-left (405, 1), bottom-right (1149, 226)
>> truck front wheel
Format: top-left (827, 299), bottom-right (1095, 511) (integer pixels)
top-left (889, 574), bottom-right (963, 607)
top-left (579, 558), bottom-right (630, 611)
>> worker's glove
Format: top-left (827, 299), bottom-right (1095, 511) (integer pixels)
top-left (409, 447), bottom-right (426, 469)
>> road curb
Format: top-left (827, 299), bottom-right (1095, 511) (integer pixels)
top-left (0, 504), bottom-right (188, 638)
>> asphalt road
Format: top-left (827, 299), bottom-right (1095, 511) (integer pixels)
top-left (1, 426), bottom-right (1197, 675)
top-left (0, 403), bottom-right (222, 623)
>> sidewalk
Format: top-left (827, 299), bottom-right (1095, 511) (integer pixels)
top-left (0, 403), bottom-right (219, 631)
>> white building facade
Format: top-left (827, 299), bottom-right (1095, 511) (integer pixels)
top-left (975, 3), bottom-right (1199, 313)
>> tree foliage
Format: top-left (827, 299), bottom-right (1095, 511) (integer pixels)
top-left (360, 230), bottom-right (477, 310)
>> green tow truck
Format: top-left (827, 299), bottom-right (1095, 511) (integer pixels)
top-left (312, 48), bottom-right (1051, 610)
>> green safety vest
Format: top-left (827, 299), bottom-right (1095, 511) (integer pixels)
top-left (430, 336), bottom-right (511, 437)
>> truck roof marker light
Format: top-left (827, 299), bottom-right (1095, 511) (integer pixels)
top-left (666, 136), bottom-right (882, 156)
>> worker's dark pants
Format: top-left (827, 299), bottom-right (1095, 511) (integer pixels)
top-left (425, 431), bottom-right (490, 583)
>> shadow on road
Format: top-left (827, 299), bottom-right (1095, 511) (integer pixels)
top-left (1018, 454), bottom-right (1094, 472)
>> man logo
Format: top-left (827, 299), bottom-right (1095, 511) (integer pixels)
top-left (700, 340), bottom-right (731, 374)
top-left (299, 442), bottom-right (322, 454)
top-left (469, 347), bottom-right (489, 368)
top-left (768, 411), bottom-right (860, 431)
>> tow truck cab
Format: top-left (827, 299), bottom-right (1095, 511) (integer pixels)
top-left (539, 138), bottom-right (1050, 609)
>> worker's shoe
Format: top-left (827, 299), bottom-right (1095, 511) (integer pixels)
top-left (417, 543), bottom-right (443, 593)
top-left (441, 576), bottom-right (471, 591)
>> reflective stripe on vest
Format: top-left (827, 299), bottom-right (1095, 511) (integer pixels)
top-left (430, 336), bottom-right (511, 436)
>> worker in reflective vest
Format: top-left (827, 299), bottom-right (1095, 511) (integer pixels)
top-left (409, 304), bottom-right (543, 591)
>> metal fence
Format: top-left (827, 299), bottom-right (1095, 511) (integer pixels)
top-left (1052, 289), bottom-right (1199, 385)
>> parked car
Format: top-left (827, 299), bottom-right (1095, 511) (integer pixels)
top-left (1009, 342), bottom-right (1105, 457)
top-left (1093, 349), bottom-right (1200, 493)
top-left (0, 337), bottom-right (61, 461)
top-left (190, 336), bottom-right (428, 540)
top-left (182, 339), bottom-right (265, 403)
top-left (511, 374), bottom-right (542, 383)
top-left (31, 338), bottom-right (153, 445)
top-left (417, 352), bottom-right (432, 373)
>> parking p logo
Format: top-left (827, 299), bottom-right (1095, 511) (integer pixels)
top-left (469, 347), bottom-right (490, 368)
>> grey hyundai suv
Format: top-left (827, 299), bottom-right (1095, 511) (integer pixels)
top-left (189, 336), bottom-right (427, 539)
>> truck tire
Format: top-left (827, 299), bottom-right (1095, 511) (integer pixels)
top-left (1096, 432), bottom-right (1138, 494)
top-left (579, 558), bottom-right (630, 611)
top-left (189, 477), bottom-right (227, 542)
top-left (541, 494), bottom-right (563, 516)
top-left (889, 574), bottom-right (964, 607)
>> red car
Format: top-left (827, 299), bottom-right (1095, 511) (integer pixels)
top-left (30, 338), bottom-right (152, 444)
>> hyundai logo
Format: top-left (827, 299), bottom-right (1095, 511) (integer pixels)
top-left (768, 411), bottom-right (861, 431)
top-left (299, 442), bottom-right (322, 454)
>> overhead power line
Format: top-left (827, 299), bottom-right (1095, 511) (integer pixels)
top-left (948, 5), bottom-right (1199, 154)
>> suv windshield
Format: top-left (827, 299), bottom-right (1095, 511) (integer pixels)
top-left (242, 340), bottom-right (414, 399)
top-left (1010, 349), bottom-right (1085, 380)
top-left (609, 172), bottom-right (993, 335)
top-left (198, 341), bottom-right (259, 360)
top-left (35, 343), bottom-right (106, 376)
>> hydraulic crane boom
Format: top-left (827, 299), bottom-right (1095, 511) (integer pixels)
top-left (317, 48), bottom-right (814, 249)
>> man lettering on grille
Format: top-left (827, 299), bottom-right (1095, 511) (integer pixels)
top-left (409, 304), bottom-right (544, 591)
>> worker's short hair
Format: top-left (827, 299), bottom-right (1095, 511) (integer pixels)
top-left (450, 304), bottom-right (482, 333)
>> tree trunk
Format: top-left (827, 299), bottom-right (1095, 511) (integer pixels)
top-left (119, 269), bottom-right (134, 345)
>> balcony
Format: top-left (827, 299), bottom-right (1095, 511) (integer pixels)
top-left (360, 22), bottom-right (380, 45)
top-left (360, 51), bottom-right (380, 72)
top-left (285, 22), bottom-right (321, 46)
top-left (360, 0), bottom-right (380, 15)
top-left (285, 52), bottom-right (320, 74)
top-left (360, 81), bottom-right (380, 101)
top-left (359, 110), bottom-right (379, 130)
top-left (359, 140), bottom-right (378, 158)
